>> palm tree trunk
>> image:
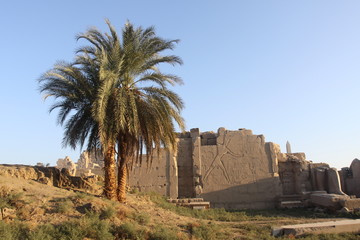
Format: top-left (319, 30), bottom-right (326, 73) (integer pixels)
top-left (117, 136), bottom-right (131, 203)
top-left (117, 162), bottom-right (127, 202)
top-left (103, 143), bottom-right (117, 200)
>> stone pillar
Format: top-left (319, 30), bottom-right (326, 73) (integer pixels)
top-left (191, 128), bottom-right (202, 197)
top-left (339, 168), bottom-right (348, 194)
top-left (349, 159), bottom-right (360, 197)
top-left (166, 147), bottom-right (178, 199)
top-left (327, 167), bottom-right (346, 195)
top-left (265, 142), bottom-right (279, 177)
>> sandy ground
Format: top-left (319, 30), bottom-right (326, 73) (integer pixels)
top-left (0, 170), bottom-right (348, 239)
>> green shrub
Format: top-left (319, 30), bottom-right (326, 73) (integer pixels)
top-left (16, 205), bottom-right (34, 220)
top-left (80, 211), bottom-right (113, 240)
top-left (73, 191), bottom-right (87, 200)
top-left (54, 213), bottom-right (113, 240)
top-left (55, 221), bottom-right (85, 240)
top-left (149, 225), bottom-right (179, 240)
top-left (28, 224), bottom-right (57, 240)
top-left (0, 198), bottom-right (11, 219)
top-left (147, 192), bottom-right (258, 222)
top-left (188, 221), bottom-right (227, 240)
top-left (148, 192), bottom-right (358, 223)
top-left (235, 224), bottom-right (275, 240)
top-left (100, 205), bottom-right (116, 220)
top-left (7, 192), bottom-right (24, 207)
top-left (129, 187), bottom-right (140, 194)
top-left (132, 211), bottom-right (151, 225)
top-left (0, 221), bottom-right (18, 240)
top-left (0, 221), bottom-right (29, 240)
top-left (56, 200), bottom-right (74, 214)
top-left (0, 187), bottom-right (24, 219)
top-left (113, 221), bottom-right (147, 240)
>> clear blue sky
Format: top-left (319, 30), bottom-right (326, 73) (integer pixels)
top-left (1, 1), bottom-right (360, 169)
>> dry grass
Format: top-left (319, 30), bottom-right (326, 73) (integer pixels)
top-left (0, 174), bottom-right (359, 239)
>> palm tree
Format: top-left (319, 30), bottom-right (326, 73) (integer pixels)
top-left (38, 60), bottom-right (117, 200)
top-left (77, 20), bottom-right (185, 202)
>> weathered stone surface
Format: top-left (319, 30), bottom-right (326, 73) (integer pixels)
top-left (166, 147), bottom-right (179, 199)
top-left (199, 128), bottom-right (282, 209)
top-left (77, 150), bottom-right (103, 169)
top-left (342, 159), bottom-right (360, 198)
top-left (128, 149), bottom-right (171, 197)
top-left (177, 138), bottom-right (194, 198)
top-left (76, 150), bottom-right (103, 176)
top-left (310, 192), bottom-right (350, 210)
top-left (191, 128), bottom-right (202, 197)
top-left (200, 131), bottom-right (217, 146)
top-left (0, 165), bottom-right (100, 194)
top-left (327, 167), bottom-right (346, 195)
top-left (38, 176), bottom-right (51, 185)
top-left (273, 219), bottom-right (360, 237)
top-left (127, 127), bottom-right (360, 210)
top-left (265, 142), bottom-right (280, 176)
top-left (339, 198), bottom-right (360, 210)
top-left (278, 155), bottom-right (312, 195)
top-left (55, 150), bottom-right (104, 178)
top-left (127, 128), bottom-right (285, 209)
top-left (315, 168), bottom-right (326, 191)
top-left (0, 165), bottom-right (41, 180)
top-left (56, 156), bottom-right (77, 176)
top-left (284, 163), bottom-right (346, 198)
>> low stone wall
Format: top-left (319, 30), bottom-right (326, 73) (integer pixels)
top-left (0, 164), bottom-right (101, 194)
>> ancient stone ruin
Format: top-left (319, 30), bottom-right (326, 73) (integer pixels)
top-left (0, 164), bottom-right (101, 194)
top-left (56, 156), bottom-right (77, 176)
top-left (57, 127), bottom-right (360, 210)
top-left (128, 127), bottom-right (360, 210)
top-left (56, 150), bottom-right (103, 177)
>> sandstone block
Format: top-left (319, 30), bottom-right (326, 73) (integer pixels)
top-left (273, 219), bottom-right (360, 237)
top-left (310, 193), bottom-right (349, 210)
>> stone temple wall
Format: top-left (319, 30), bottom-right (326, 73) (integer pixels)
top-left (59, 127), bottom-right (360, 210)
top-left (128, 150), bottom-right (169, 196)
top-left (126, 127), bottom-right (355, 209)
top-left (128, 127), bottom-right (284, 209)
top-left (198, 128), bottom-right (283, 209)
top-left (127, 149), bottom-right (179, 198)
